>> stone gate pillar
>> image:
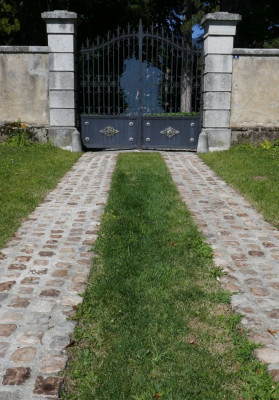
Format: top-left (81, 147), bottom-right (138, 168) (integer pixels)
top-left (42, 10), bottom-right (81, 151)
top-left (198, 12), bottom-right (241, 152)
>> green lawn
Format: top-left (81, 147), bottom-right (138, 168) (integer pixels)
top-left (199, 146), bottom-right (279, 229)
top-left (0, 143), bottom-right (80, 249)
top-left (62, 153), bottom-right (279, 400)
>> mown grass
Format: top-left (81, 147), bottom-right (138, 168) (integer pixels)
top-left (0, 143), bottom-right (80, 249)
top-left (62, 153), bottom-right (279, 400)
top-left (199, 146), bottom-right (279, 229)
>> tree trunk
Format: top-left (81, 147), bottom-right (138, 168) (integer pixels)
top-left (180, 0), bottom-right (193, 113)
top-left (180, 60), bottom-right (192, 113)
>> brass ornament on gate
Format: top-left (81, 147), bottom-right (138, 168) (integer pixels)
top-left (100, 126), bottom-right (119, 137)
top-left (160, 126), bottom-right (180, 139)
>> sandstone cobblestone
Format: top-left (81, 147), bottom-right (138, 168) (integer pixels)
top-left (0, 282), bottom-right (16, 292)
top-left (39, 355), bottom-right (67, 374)
top-left (40, 289), bottom-right (60, 297)
top-left (51, 270), bottom-right (67, 278)
top-left (16, 331), bottom-right (43, 345)
top-left (8, 265), bottom-right (27, 271)
top-left (0, 152), bottom-right (117, 399)
top-left (2, 367), bottom-right (31, 386)
top-left (8, 298), bottom-right (30, 308)
top-left (33, 376), bottom-right (63, 396)
top-left (11, 347), bottom-right (36, 363)
top-left (163, 152), bottom-right (279, 376)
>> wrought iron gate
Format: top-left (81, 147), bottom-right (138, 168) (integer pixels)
top-left (79, 21), bottom-right (202, 149)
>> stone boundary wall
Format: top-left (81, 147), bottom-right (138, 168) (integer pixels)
top-left (0, 11), bottom-right (81, 152)
top-left (231, 48), bottom-right (279, 144)
top-left (0, 46), bottom-right (50, 139)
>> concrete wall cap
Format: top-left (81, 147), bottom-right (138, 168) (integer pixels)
top-left (202, 12), bottom-right (242, 26)
top-left (0, 46), bottom-right (49, 53)
top-left (41, 10), bottom-right (77, 20)
top-left (233, 48), bottom-right (279, 56)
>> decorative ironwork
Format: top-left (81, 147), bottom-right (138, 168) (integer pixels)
top-left (79, 21), bottom-right (202, 116)
top-left (100, 126), bottom-right (119, 137)
top-left (160, 126), bottom-right (180, 139)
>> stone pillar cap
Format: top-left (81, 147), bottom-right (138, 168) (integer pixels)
top-left (41, 10), bottom-right (77, 20)
top-left (201, 12), bottom-right (242, 26)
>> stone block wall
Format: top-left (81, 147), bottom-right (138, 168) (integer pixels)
top-left (0, 11), bottom-right (80, 151)
top-left (41, 11), bottom-right (78, 150)
top-left (0, 47), bottom-right (49, 130)
top-left (231, 49), bottom-right (279, 144)
top-left (199, 13), bottom-right (279, 151)
top-left (199, 12), bottom-right (242, 152)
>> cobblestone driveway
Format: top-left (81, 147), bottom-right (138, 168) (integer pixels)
top-left (163, 152), bottom-right (279, 381)
top-left (0, 152), bottom-right (117, 399)
top-left (1, 150), bottom-right (279, 399)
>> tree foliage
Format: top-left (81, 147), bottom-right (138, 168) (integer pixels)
top-left (220, 0), bottom-right (279, 48)
top-left (0, 0), bottom-right (20, 44)
top-left (0, 0), bottom-right (278, 48)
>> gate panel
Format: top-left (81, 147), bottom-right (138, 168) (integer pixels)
top-left (142, 116), bottom-right (200, 149)
top-left (79, 21), bottom-right (202, 150)
top-left (81, 116), bottom-right (138, 149)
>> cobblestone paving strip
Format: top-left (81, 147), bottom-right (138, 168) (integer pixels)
top-left (163, 152), bottom-right (279, 380)
top-left (0, 152), bottom-right (118, 399)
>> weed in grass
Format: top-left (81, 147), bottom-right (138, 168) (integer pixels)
top-left (62, 153), bottom-right (279, 400)
top-left (260, 139), bottom-right (279, 150)
top-left (2, 119), bottom-right (34, 146)
top-left (260, 139), bottom-right (274, 150)
top-left (208, 266), bottom-right (223, 279)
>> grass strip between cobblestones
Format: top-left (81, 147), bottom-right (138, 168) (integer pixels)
top-left (63, 153), bottom-right (279, 400)
top-left (0, 143), bottom-right (81, 249)
top-left (199, 146), bottom-right (279, 229)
